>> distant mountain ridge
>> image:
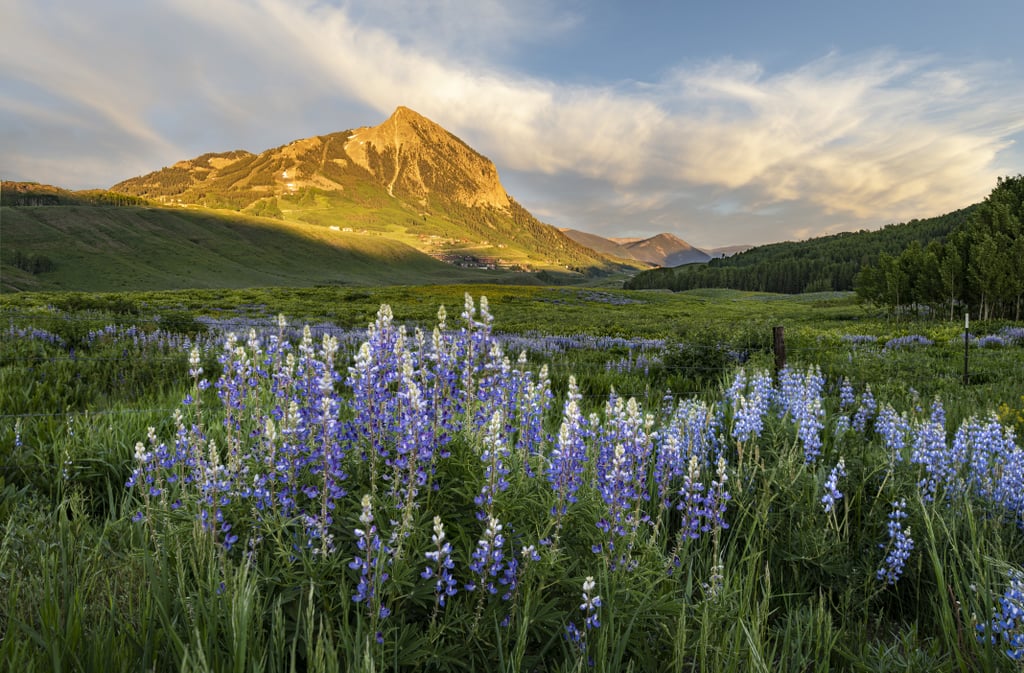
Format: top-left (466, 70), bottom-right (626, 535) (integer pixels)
top-left (113, 106), bottom-right (631, 277)
top-left (561, 229), bottom-right (710, 267)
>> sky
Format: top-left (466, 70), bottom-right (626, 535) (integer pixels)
top-left (2, 1), bottom-right (1023, 248)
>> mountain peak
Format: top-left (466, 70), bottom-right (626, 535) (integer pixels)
top-left (344, 107), bottom-right (510, 210)
top-left (562, 229), bottom-right (711, 267)
top-left (389, 105), bottom-right (430, 122)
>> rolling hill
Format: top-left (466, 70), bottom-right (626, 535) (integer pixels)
top-left (0, 196), bottom-right (533, 292)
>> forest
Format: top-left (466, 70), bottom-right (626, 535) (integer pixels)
top-left (625, 175), bottom-right (1024, 321)
top-left (625, 207), bottom-right (971, 294)
top-left (855, 175), bottom-right (1024, 321)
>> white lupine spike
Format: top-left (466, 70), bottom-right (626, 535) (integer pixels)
top-left (318, 370), bottom-right (334, 396)
top-left (407, 380), bottom-right (423, 412)
top-left (208, 439), bottom-right (220, 469)
top-left (359, 494), bottom-right (374, 525)
top-left (322, 334), bottom-right (338, 358)
top-left (431, 516), bottom-right (445, 544)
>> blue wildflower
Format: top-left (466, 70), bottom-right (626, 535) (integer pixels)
top-left (877, 499), bottom-right (913, 585)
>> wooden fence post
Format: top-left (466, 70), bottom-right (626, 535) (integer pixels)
top-left (773, 326), bottom-right (786, 376)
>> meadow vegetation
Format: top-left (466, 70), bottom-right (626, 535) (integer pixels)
top-left (1, 287), bottom-right (1023, 672)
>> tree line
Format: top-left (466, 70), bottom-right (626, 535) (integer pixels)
top-left (855, 175), bottom-right (1024, 321)
top-left (624, 208), bottom-right (971, 295)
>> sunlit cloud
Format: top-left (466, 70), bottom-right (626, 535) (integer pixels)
top-left (1, 0), bottom-right (1021, 246)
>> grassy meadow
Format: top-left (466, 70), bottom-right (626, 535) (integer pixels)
top-left (0, 205), bottom-right (537, 293)
top-left (1, 286), bottom-right (1023, 672)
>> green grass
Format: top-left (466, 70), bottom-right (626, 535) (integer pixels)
top-left (0, 205), bottom-right (539, 292)
top-left (1, 289), bottom-right (1023, 672)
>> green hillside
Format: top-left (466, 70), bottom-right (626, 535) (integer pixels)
top-left (625, 207), bottom-right (974, 294)
top-left (0, 203), bottom-right (532, 292)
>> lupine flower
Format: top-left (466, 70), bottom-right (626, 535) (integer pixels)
top-left (877, 500), bottom-right (914, 585)
top-left (475, 411), bottom-right (511, 520)
top-left (998, 326), bottom-right (1024, 344)
top-left (852, 385), bottom-right (876, 433)
top-left (467, 515), bottom-right (507, 596)
top-left (910, 399), bottom-right (957, 502)
top-left (841, 334), bottom-right (877, 344)
top-left (876, 404), bottom-right (910, 461)
top-left (833, 414), bottom-right (851, 438)
top-left (704, 455), bottom-right (731, 534)
top-left (547, 376), bottom-right (588, 527)
top-left (565, 575), bottom-right (602, 656)
top-left (963, 414), bottom-right (1024, 520)
top-left (728, 369), bottom-right (773, 444)
top-left (973, 334), bottom-right (1008, 348)
top-left (977, 569), bottom-right (1024, 661)
top-left (593, 394), bottom-right (654, 569)
top-left (677, 455), bottom-right (706, 541)
top-left (594, 441), bottom-right (639, 568)
top-left (821, 458), bottom-right (846, 513)
top-left (883, 334), bottom-right (934, 351)
top-left (422, 516), bottom-right (457, 608)
top-left (350, 494), bottom-right (390, 618)
top-left (839, 377), bottom-right (856, 410)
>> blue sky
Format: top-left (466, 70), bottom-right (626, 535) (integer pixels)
top-left (2, 1), bottom-right (1023, 248)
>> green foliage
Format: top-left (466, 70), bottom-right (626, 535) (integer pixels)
top-left (856, 175), bottom-right (1024, 320)
top-left (7, 250), bottom-right (55, 274)
top-left (2, 291), bottom-right (1023, 671)
top-left (626, 207), bottom-right (972, 294)
top-left (2, 289), bottom-right (1024, 672)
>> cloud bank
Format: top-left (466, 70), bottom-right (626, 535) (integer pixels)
top-left (1, 0), bottom-right (1021, 246)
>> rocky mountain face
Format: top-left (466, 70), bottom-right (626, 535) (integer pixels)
top-left (343, 106), bottom-right (510, 210)
top-left (111, 106), bottom-right (514, 214)
top-left (112, 107), bottom-right (620, 275)
top-left (621, 233), bottom-right (710, 267)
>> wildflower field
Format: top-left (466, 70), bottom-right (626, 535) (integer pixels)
top-left (1, 286), bottom-right (1023, 672)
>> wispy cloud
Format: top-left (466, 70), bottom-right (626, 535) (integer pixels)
top-left (1, 0), bottom-right (1021, 246)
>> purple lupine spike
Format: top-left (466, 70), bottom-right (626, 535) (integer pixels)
top-left (877, 499), bottom-right (913, 585)
top-left (547, 376), bottom-right (588, 524)
top-left (467, 515), bottom-right (506, 595)
top-left (977, 570), bottom-right (1024, 661)
top-left (422, 516), bottom-right (457, 608)
top-left (821, 458), bottom-right (846, 513)
top-left (852, 385), bottom-right (876, 433)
